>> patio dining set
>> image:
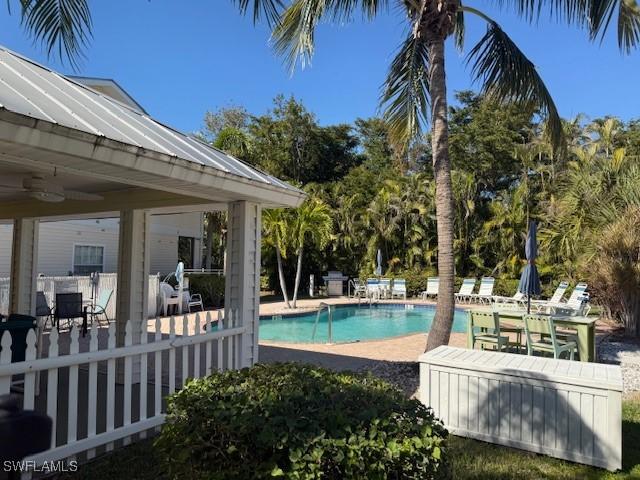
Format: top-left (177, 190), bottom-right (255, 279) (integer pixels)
top-left (350, 277), bottom-right (408, 300)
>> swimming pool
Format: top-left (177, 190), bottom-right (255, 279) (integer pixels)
top-left (259, 303), bottom-right (469, 343)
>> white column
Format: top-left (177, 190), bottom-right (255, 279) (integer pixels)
top-left (9, 218), bottom-right (39, 316)
top-left (225, 201), bottom-right (261, 367)
top-left (115, 209), bottom-right (151, 348)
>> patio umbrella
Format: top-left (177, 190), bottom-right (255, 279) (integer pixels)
top-left (518, 221), bottom-right (541, 314)
top-left (375, 249), bottom-right (383, 276)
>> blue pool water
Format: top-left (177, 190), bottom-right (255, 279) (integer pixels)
top-left (259, 304), bottom-right (468, 343)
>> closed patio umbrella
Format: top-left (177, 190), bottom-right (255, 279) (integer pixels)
top-left (518, 221), bottom-right (541, 314)
top-left (375, 249), bottom-right (382, 277)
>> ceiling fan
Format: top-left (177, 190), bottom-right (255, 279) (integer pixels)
top-left (0, 174), bottom-right (104, 203)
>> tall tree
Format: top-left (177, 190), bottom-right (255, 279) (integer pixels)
top-left (236, 0), bottom-right (640, 351)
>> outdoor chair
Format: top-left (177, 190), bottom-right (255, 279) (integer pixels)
top-left (379, 278), bottom-right (391, 299)
top-left (455, 278), bottom-right (477, 303)
top-left (54, 293), bottom-right (88, 335)
top-left (160, 282), bottom-right (180, 315)
top-left (469, 311), bottom-right (509, 352)
top-left (365, 278), bottom-right (380, 299)
top-left (421, 277), bottom-right (439, 300)
top-left (390, 279), bottom-right (407, 299)
top-left (188, 293), bottom-right (204, 312)
top-left (86, 288), bottom-right (113, 327)
top-left (531, 281), bottom-right (569, 311)
top-left (467, 277), bottom-right (495, 304)
top-left (491, 289), bottom-right (527, 307)
top-left (350, 278), bottom-right (368, 298)
top-left (35, 291), bottom-right (52, 328)
top-left (522, 314), bottom-right (577, 360)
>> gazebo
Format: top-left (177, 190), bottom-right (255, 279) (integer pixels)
top-left (0, 45), bottom-right (303, 361)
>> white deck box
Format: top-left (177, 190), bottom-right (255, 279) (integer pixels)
top-left (419, 346), bottom-right (623, 471)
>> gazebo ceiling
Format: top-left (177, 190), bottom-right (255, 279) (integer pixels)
top-left (0, 45), bottom-right (305, 217)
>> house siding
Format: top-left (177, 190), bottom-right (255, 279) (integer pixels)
top-left (0, 212), bottom-right (203, 277)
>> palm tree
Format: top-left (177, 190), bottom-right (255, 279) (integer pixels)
top-left (262, 208), bottom-right (294, 308)
top-left (290, 198), bottom-right (333, 307)
top-left (234, 0), bottom-right (640, 351)
top-left (15, 0), bottom-right (640, 349)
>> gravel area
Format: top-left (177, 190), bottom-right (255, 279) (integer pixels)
top-left (356, 361), bottom-right (421, 399)
top-left (598, 335), bottom-right (640, 394)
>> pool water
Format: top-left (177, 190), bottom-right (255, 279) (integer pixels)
top-left (259, 304), bottom-right (468, 343)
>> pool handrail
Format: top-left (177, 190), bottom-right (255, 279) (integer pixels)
top-left (311, 302), bottom-right (333, 343)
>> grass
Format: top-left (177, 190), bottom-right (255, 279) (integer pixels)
top-left (62, 399), bottom-right (640, 480)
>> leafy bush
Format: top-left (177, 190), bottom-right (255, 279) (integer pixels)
top-left (187, 274), bottom-right (225, 308)
top-left (156, 363), bottom-right (449, 480)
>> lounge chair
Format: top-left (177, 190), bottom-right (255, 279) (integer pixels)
top-left (379, 278), bottom-right (391, 299)
top-left (491, 290), bottom-right (527, 307)
top-left (390, 279), bottom-right (407, 299)
top-left (531, 281), bottom-right (569, 310)
top-left (421, 277), bottom-right (439, 300)
top-left (366, 278), bottom-right (380, 299)
top-left (455, 278), bottom-right (477, 303)
top-left (86, 288), bottom-right (113, 326)
top-left (543, 283), bottom-right (590, 316)
top-left (467, 277), bottom-right (495, 304)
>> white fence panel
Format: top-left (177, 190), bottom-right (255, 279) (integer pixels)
top-left (0, 310), bottom-right (244, 474)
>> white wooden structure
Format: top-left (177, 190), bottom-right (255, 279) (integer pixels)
top-left (419, 346), bottom-right (623, 471)
top-left (0, 44), bottom-right (304, 471)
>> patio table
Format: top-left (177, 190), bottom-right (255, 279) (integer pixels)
top-left (466, 308), bottom-right (597, 362)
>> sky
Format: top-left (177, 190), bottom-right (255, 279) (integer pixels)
top-left (1, 1), bottom-right (639, 135)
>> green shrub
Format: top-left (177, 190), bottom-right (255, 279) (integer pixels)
top-left (186, 274), bottom-right (225, 308)
top-left (156, 363), bottom-right (449, 480)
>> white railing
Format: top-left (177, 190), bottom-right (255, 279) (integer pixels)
top-left (0, 274), bottom-right (161, 318)
top-left (0, 311), bottom-right (246, 474)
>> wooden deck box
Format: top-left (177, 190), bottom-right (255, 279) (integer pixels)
top-left (419, 346), bottom-right (623, 471)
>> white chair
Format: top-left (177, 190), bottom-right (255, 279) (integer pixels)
top-left (467, 277), bottom-right (495, 304)
top-left (390, 279), bottom-right (407, 299)
top-left (492, 290), bottom-right (527, 307)
top-left (350, 279), bottom-right (368, 298)
top-left (455, 278), bottom-right (477, 303)
top-left (421, 277), bottom-right (439, 300)
top-left (531, 281), bottom-right (569, 310)
top-left (188, 293), bottom-right (204, 312)
top-left (160, 282), bottom-right (180, 316)
top-left (366, 278), bottom-right (380, 299)
top-left (379, 278), bottom-right (391, 299)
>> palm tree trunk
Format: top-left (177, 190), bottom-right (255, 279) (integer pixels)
top-left (425, 37), bottom-right (455, 352)
top-left (276, 247), bottom-right (291, 308)
top-left (292, 246), bottom-right (303, 308)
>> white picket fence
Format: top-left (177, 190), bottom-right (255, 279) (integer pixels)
top-left (0, 274), bottom-right (161, 318)
top-left (0, 310), bottom-right (246, 475)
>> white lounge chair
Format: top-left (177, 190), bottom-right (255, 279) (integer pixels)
top-left (379, 278), bottom-right (391, 299)
top-left (545, 283), bottom-right (590, 316)
top-left (455, 278), bottom-right (477, 303)
top-left (531, 281), bottom-right (569, 310)
top-left (467, 277), bottom-right (495, 304)
top-left (391, 279), bottom-right (407, 299)
top-left (491, 290), bottom-right (527, 307)
top-left (421, 277), bottom-right (439, 300)
top-left (366, 278), bottom-right (380, 299)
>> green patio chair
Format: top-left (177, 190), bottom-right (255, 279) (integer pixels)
top-left (522, 314), bottom-right (578, 360)
top-left (469, 311), bottom-right (509, 352)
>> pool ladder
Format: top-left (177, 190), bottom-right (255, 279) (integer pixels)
top-left (311, 302), bottom-right (333, 344)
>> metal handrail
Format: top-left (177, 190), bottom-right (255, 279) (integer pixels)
top-left (311, 302), bottom-right (333, 343)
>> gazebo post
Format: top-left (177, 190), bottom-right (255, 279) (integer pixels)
top-left (224, 201), bottom-right (262, 367)
top-left (9, 217), bottom-right (39, 316)
top-left (115, 209), bottom-right (151, 381)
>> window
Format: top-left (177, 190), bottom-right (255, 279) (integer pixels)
top-left (73, 245), bottom-right (104, 275)
top-left (178, 236), bottom-right (195, 269)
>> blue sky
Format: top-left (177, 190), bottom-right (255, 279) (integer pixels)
top-left (2, 1), bottom-right (639, 134)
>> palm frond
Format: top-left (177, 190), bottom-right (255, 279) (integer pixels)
top-left (491, 0), bottom-right (640, 52)
top-left (454, 8), bottom-right (465, 52)
top-left (19, 0), bottom-right (92, 68)
top-left (233, 0), bottom-right (285, 26)
top-left (466, 19), bottom-right (563, 150)
top-left (272, 0), bottom-right (387, 71)
top-left (380, 31), bottom-right (430, 146)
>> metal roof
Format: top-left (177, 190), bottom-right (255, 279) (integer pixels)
top-left (0, 46), bottom-right (301, 196)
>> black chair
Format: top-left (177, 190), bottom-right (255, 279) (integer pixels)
top-left (54, 293), bottom-right (88, 335)
top-left (35, 291), bottom-right (52, 328)
top-left (0, 314), bottom-right (37, 363)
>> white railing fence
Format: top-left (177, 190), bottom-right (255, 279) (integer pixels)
top-left (0, 274), bottom-right (161, 318)
top-left (0, 310), bottom-right (246, 476)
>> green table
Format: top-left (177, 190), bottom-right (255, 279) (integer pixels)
top-left (466, 309), bottom-right (597, 362)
